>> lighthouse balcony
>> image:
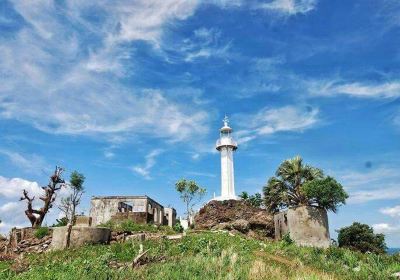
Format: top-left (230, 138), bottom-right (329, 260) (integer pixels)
top-left (216, 138), bottom-right (238, 150)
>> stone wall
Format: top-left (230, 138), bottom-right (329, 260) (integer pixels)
top-left (274, 206), bottom-right (330, 248)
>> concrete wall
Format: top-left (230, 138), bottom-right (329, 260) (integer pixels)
top-left (51, 226), bottom-right (111, 250)
top-left (274, 206), bottom-right (330, 248)
top-left (164, 208), bottom-right (177, 227)
top-left (89, 196), bottom-right (168, 226)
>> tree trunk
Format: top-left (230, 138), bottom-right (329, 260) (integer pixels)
top-left (65, 204), bottom-right (75, 249)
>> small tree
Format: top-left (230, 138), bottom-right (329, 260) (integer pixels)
top-left (338, 222), bottom-right (387, 254)
top-left (60, 171), bottom-right (85, 248)
top-left (263, 156), bottom-right (348, 213)
top-left (239, 191), bottom-right (263, 208)
top-left (20, 166), bottom-right (65, 228)
top-left (175, 179), bottom-right (206, 227)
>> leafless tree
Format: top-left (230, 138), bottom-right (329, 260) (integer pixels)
top-left (20, 166), bottom-right (65, 228)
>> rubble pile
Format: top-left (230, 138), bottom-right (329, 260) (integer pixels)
top-left (8, 235), bottom-right (52, 254)
top-left (194, 200), bottom-right (274, 239)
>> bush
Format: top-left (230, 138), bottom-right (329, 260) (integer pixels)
top-left (34, 227), bottom-right (49, 239)
top-left (173, 221), bottom-right (184, 233)
top-left (52, 217), bottom-right (68, 227)
top-left (281, 232), bottom-right (294, 245)
top-left (338, 222), bottom-right (387, 254)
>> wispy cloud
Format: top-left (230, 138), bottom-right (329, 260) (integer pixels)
top-left (0, 149), bottom-right (49, 175)
top-left (309, 79), bottom-right (400, 99)
top-left (335, 167), bottom-right (400, 204)
top-left (0, 1), bottom-right (210, 144)
top-left (235, 105), bottom-right (320, 143)
top-left (257, 0), bottom-right (317, 15)
top-left (131, 149), bottom-right (163, 180)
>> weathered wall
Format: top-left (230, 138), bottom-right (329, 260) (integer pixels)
top-left (274, 206), bottom-right (330, 248)
top-left (164, 208), bottom-right (177, 227)
top-left (50, 226), bottom-right (111, 250)
top-left (111, 212), bottom-right (148, 224)
top-left (89, 196), bottom-right (166, 226)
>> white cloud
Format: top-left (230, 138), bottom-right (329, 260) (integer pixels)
top-left (0, 0), bottom-right (209, 144)
top-left (309, 80), bottom-right (400, 99)
top-left (348, 186), bottom-right (400, 204)
top-left (258, 0), bottom-right (317, 15)
top-left (235, 105), bottom-right (319, 143)
top-left (373, 223), bottom-right (400, 234)
top-left (0, 150), bottom-right (49, 175)
top-left (338, 168), bottom-right (398, 188)
top-left (380, 205), bottom-right (400, 217)
top-left (0, 176), bottom-right (43, 199)
top-left (132, 149), bottom-right (163, 180)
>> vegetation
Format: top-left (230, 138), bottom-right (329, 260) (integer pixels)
top-left (338, 222), bottom-right (387, 254)
top-left (263, 156), bottom-right (348, 213)
top-left (175, 179), bottom-right (206, 226)
top-left (99, 220), bottom-right (176, 235)
top-left (20, 167), bottom-right (65, 228)
top-left (59, 171), bottom-right (85, 248)
top-left (239, 191), bottom-right (264, 208)
top-left (1, 232), bottom-right (399, 279)
top-left (51, 217), bottom-right (68, 227)
top-left (33, 227), bottom-right (50, 239)
top-left (173, 220), bottom-right (184, 233)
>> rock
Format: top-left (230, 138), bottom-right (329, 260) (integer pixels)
top-left (195, 200), bottom-right (274, 239)
top-left (231, 219), bottom-right (249, 232)
top-left (392, 272), bottom-right (400, 279)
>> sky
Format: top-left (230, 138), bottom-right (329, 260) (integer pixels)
top-left (0, 0), bottom-right (400, 247)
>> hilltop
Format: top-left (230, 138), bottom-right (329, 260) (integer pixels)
top-left (0, 230), bottom-right (399, 279)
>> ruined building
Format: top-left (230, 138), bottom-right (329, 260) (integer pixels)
top-left (89, 196), bottom-right (176, 227)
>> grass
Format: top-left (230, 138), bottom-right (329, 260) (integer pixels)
top-left (99, 220), bottom-right (176, 235)
top-left (0, 231), bottom-right (399, 279)
top-left (33, 227), bottom-right (50, 239)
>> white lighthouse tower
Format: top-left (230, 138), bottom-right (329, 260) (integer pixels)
top-left (214, 116), bottom-right (238, 201)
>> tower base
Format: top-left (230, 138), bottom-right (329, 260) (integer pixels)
top-left (211, 195), bottom-right (239, 201)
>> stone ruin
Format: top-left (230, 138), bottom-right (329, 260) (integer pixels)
top-left (89, 195), bottom-right (176, 227)
top-left (274, 205), bottom-right (331, 248)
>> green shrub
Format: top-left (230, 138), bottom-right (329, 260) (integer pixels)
top-left (338, 222), bottom-right (387, 254)
top-left (173, 221), bottom-right (184, 233)
top-left (34, 227), bottom-right (49, 239)
top-left (282, 232), bottom-right (294, 245)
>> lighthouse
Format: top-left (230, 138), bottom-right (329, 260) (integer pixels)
top-left (214, 116), bottom-right (238, 201)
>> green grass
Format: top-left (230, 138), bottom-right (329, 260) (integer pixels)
top-left (99, 220), bottom-right (176, 235)
top-left (0, 231), bottom-right (399, 279)
top-left (34, 227), bottom-right (50, 239)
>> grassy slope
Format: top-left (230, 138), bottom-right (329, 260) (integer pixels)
top-left (1, 231), bottom-right (399, 280)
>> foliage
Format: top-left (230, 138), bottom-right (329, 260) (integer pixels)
top-left (175, 179), bottom-right (206, 225)
top-left (1, 232), bottom-right (399, 280)
top-left (98, 220), bottom-right (175, 235)
top-left (281, 232), bottom-right (294, 245)
top-left (301, 177), bottom-right (348, 213)
top-left (263, 156), bottom-right (347, 213)
top-left (51, 217), bottom-right (68, 227)
top-left (34, 227), bottom-right (49, 239)
top-left (338, 222), bottom-right (387, 254)
top-left (173, 221), bottom-right (184, 233)
top-left (239, 192), bottom-right (264, 208)
top-left (59, 171), bottom-right (85, 223)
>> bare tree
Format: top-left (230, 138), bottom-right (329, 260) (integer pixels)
top-left (20, 166), bottom-right (65, 228)
top-left (61, 171), bottom-right (85, 248)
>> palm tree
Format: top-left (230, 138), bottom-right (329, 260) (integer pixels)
top-left (263, 156), bottom-right (324, 213)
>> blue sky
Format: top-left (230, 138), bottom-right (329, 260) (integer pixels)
top-left (0, 0), bottom-right (400, 247)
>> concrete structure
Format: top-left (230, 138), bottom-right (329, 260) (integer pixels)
top-left (51, 226), bottom-right (111, 250)
top-left (274, 206), bottom-right (331, 248)
top-left (74, 215), bottom-right (92, 227)
top-left (214, 116), bottom-right (238, 201)
top-left (89, 195), bottom-right (176, 227)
